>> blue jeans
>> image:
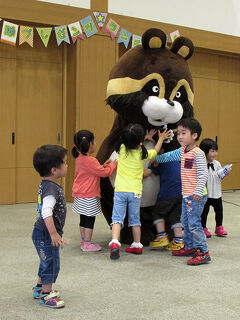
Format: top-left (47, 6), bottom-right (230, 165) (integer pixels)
top-left (32, 227), bottom-right (60, 285)
top-left (112, 192), bottom-right (142, 226)
top-left (181, 195), bottom-right (208, 253)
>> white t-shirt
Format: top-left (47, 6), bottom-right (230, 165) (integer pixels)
top-left (207, 160), bottom-right (223, 199)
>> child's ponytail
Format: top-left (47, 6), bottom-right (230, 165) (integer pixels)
top-left (140, 144), bottom-right (148, 160)
top-left (71, 146), bottom-right (79, 158)
top-left (72, 130), bottom-right (94, 157)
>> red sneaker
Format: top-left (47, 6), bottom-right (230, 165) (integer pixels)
top-left (110, 242), bottom-right (120, 260)
top-left (203, 227), bottom-right (212, 238)
top-left (125, 247), bottom-right (143, 254)
top-left (215, 226), bottom-right (228, 236)
top-left (172, 247), bottom-right (196, 256)
top-left (187, 250), bottom-right (211, 265)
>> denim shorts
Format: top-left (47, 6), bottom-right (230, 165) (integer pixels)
top-left (32, 227), bottom-right (60, 285)
top-left (112, 192), bottom-right (142, 227)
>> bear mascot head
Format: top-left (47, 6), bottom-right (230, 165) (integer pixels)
top-left (97, 28), bottom-right (194, 244)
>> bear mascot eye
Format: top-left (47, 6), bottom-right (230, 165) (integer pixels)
top-left (173, 86), bottom-right (188, 104)
top-left (142, 79), bottom-right (160, 96)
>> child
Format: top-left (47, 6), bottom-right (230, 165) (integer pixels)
top-left (72, 130), bottom-right (117, 252)
top-left (199, 138), bottom-right (230, 237)
top-left (32, 145), bottom-right (68, 308)
top-left (155, 118), bottom-right (211, 265)
top-left (109, 123), bottom-right (171, 260)
top-left (144, 138), bottom-right (183, 251)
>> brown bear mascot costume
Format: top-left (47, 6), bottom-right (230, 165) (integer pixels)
top-left (97, 28), bottom-right (194, 244)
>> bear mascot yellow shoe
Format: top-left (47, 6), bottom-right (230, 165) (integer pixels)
top-left (97, 28), bottom-right (194, 244)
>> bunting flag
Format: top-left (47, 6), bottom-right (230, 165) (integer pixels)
top-left (19, 26), bottom-right (34, 47)
top-left (104, 18), bottom-right (120, 40)
top-left (93, 12), bottom-right (107, 30)
top-left (165, 34), bottom-right (168, 47)
top-left (80, 15), bottom-right (97, 38)
top-left (117, 28), bottom-right (131, 48)
top-left (36, 27), bottom-right (52, 47)
top-left (170, 30), bottom-right (180, 42)
top-left (68, 22), bottom-right (84, 43)
top-left (54, 25), bottom-right (70, 46)
top-left (1, 20), bottom-right (19, 46)
top-left (132, 35), bottom-right (142, 48)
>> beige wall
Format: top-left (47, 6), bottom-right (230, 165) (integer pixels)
top-left (0, 0), bottom-right (239, 204)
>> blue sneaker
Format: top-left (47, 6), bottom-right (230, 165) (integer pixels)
top-left (32, 285), bottom-right (42, 299)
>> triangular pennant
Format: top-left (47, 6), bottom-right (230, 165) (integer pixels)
top-left (19, 26), bottom-right (34, 47)
top-left (1, 20), bottom-right (19, 46)
top-left (104, 18), bottom-right (120, 40)
top-left (68, 22), bottom-right (84, 43)
top-left (93, 12), bottom-right (107, 31)
top-left (117, 28), bottom-right (131, 48)
top-left (80, 15), bottom-right (98, 38)
top-left (54, 25), bottom-right (70, 46)
top-left (36, 27), bottom-right (52, 47)
top-left (132, 35), bottom-right (142, 48)
top-left (170, 30), bottom-right (180, 42)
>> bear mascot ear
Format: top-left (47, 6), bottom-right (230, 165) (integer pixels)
top-left (142, 28), bottom-right (167, 49)
top-left (170, 36), bottom-right (194, 60)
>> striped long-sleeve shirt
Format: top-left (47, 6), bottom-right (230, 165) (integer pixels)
top-left (155, 146), bottom-right (208, 197)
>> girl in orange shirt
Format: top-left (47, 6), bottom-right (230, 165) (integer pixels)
top-left (72, 130), bottom-right (117, 252)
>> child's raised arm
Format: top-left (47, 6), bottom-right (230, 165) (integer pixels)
top-left (154, 129), bottom-right (172, 154)
top-left (155, 147), bottom-right (182, 163)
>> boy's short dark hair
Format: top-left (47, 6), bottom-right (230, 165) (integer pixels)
top-left (33, 145), bottom-right (67, 177)
top-left (199, 138), bottom-right (218, 156)
top-left (178, 118), bottom-right (202, 141)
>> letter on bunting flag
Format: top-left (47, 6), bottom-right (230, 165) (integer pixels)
top-left (19, 26), bottom-right (34, 47)
top-left (68, 22), bottom-right (84, 43)
top-left (36, 28), bottom-right (52, 47)
top-left (104, 18), bottom-right (120, 40)
top-left (1, 21), bottom-right (19, 45)
top-left (80, 15), bottom-right (98, 38)
top-left (117, 28), bottom-right (131, 48)
top-left (54, 25), bottom-right (70, 46)
top-left (132, 35), bottom-right (142, 48)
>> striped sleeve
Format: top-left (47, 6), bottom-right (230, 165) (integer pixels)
top-left (155, 147), bottom-right (182, 163)
top-left (194, 152), bottom-right (208, 196)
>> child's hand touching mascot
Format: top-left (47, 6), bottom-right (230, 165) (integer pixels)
top-left (97, 28), bottom-right (195, 244)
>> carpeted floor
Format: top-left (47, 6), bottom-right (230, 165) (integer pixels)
top-left (0, 190), bottom-right (240, 320)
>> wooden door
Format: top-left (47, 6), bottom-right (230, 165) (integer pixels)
top-left (15, 39), bottom-right (63, 203)
top-left (0, 56), bottom-right (16, 204)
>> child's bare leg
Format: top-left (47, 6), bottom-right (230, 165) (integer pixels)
top-left (111, 223), bottom-right (121, 241)
top-left (80, 226), bottom-right (85, 239)
top-left (173, 227), bottom-right (182, 238)
top-left (132, 225), bottom-right (141, 243)
top-left (42, 283), bottom-right (52, 293)
top-left (84, 228), bottom-right (93, 242)
top-left (155, 221), bottom-right (165, 233)
top-left (37, 277), bottom-right (42, 285)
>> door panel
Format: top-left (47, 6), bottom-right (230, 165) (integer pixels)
top-left (0, 58), bottom-right (16, 203)
top-left (192, 77), bottom-right (218, 140)
top-left (16, 60), bottom-right (63, 202)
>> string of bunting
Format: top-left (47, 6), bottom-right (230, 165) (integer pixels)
top-left (0, 12), bottom-right (180, 48)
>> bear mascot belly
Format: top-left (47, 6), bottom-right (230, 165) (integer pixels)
top-left (97, 28), bottom-right (194, 244)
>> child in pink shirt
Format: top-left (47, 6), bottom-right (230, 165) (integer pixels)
top-left (72, 130), bottom-right (117, 252)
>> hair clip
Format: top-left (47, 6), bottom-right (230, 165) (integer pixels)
top-left (82, 137), bottom-right (86, 140)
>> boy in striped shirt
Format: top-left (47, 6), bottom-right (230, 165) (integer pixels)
top-left (155, 118), bottom-right (210, 265)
